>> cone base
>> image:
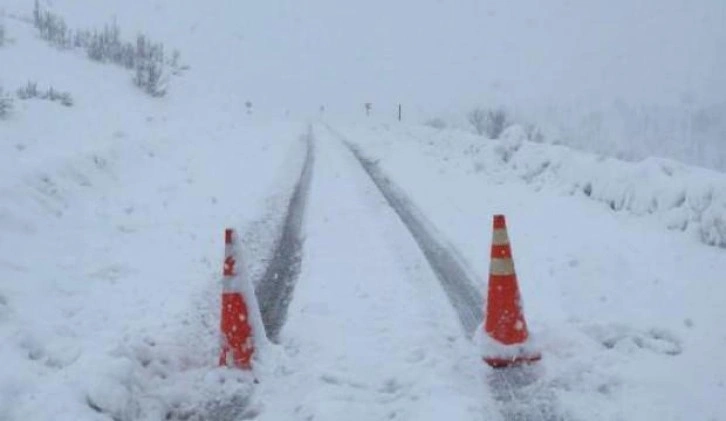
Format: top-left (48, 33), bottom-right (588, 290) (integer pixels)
top-left (219, 349), bottom-right (252, 370)
top-left (484, 352), bottom-right (542, 369)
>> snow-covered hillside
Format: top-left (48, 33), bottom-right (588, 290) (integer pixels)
top-left (1, 0), bottom-right (725, 420)
top-left (1, 10), bottom-right (308, 419)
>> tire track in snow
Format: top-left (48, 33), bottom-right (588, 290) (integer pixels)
top-left (252, 126), bottom-right (494, 421)
top-left (332, 132), bottom-right (483, 336)
top-left (328, 125), bottom-right (571, 421)
top-left (488, 368), bottom-right (569, 421)
top-left (255, 126), bottom-right (315, 342)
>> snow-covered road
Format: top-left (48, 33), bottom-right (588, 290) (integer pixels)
top-left (329, 123), bottom-right (726, 420)
top-left (3, 0), bottom-right (724, 417)
top-left (252, 127), bottom-right (498, 420)
top-left (336, 127), bottom-right (567, 421)
top-left (2, 116), bottom-right (724, 420)
top-left (255, 127), bottom-right (315, 342)
top-left (342, 136), bottom-right (483, 336)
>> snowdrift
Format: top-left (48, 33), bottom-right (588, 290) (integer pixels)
top-left (356, 123), bottom-right (726, 249)
top-left (500, 126), bottom-right (726, 248)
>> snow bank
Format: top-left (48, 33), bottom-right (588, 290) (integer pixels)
top-left (352, 123), bottom-right (726, 249)
top-left (500, 125), bottom-right (726, 248)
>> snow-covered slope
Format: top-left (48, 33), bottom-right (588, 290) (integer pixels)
top-left (1, 12), bottom-right (309, 419)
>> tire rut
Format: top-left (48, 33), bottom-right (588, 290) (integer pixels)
top-left (336, 134), bottom-right (483, 336)
top-left (254, 126), bottom-right (315, 342)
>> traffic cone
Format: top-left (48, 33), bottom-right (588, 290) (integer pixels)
top-left (482, 215), bottom-right (541, 368)
top-left (219, 228), bottom-right (255, 370)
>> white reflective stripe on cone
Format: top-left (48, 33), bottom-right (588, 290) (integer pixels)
top-left (492, 228), bottom-right (510, 246)
top-left (225, 243), bottom-right (234, 260)
top-left (490, 257), bottom-right (515, 276)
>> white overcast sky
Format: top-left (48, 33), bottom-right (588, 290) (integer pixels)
top-left (10, 0), bottom-right (725, 113)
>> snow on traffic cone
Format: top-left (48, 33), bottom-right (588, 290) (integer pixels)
top-left (219, 228), bottom-right (255, 370)
top-left (482, 215), bottom-right (541, 368)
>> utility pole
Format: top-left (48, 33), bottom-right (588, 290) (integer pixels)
top-left (398, 104), bottom-right (402, 122)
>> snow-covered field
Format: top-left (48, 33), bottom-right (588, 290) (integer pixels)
top-left (2, 0), bottom-right (726, 420)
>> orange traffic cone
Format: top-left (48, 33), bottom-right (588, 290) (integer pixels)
top-left (219, 228), bottom-right (254, 370)
top-left (482, 215), bottom-right (541, 368)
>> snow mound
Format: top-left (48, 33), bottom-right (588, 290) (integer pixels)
top-left (355, 123), bottom-right (726, 249)
top-left (507, 137), bottom-right (726, 248)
